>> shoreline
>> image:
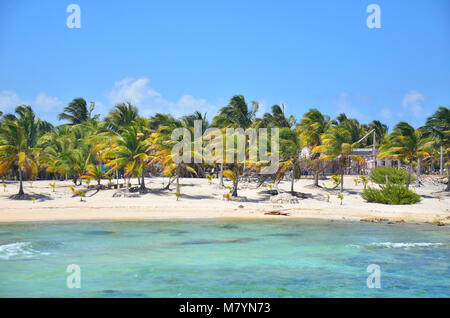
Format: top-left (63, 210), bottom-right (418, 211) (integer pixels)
top-left (0, 177), bottom-right (448, 225)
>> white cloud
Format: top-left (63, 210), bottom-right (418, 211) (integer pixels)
top-left (401, 90), bottom-right (424, 117)
top-left (105, 77), bottom-right (222, 118)
top-left (380, 107), bottom-right (393, 120)
top-left (332, 92), bottom-right (370, 120)
top-left (34, 93), bottom-right (63, 112)
top-left (0, 90), bottom-right (20, 113)
top-left (0, 90), bottom-right (62, 114)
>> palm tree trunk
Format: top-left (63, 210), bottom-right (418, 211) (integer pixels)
top-left (140, 166), bottom-right (146, 190)
top-left (291, 166), bottom-right (295, 193)
top-left (231, 164), bottom-right (239, 197)
top-left (340, 161), bottom-right (344, 193)
top-left (219, 163), bottom-right (224, 187)
top-left (406, 162), bottom-right (413, 188)
top-left (176, 165), bottom-right (181, 196)
top-left (313, 161), bottom-right (332, 187)
top-left (446, 154), bottom-right (450, 191)
top-left (18, 168), bottom-right (24, 195)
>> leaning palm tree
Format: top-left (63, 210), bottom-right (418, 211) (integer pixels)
top-left (297, 109), bottom-right (333, 187)
top-left (105, 125), bottom-right (151, 191)
top-left (58, 98), bottom-right (98, 125)
top-left (254, 104), bottom-right (296, 128)
top-left (313, 125), bottom-right (359, 192)
top-left (150, 124), bottom-right (199, 197)
top-left (275, 127), bottom-right (304, 193)
top-left (379, 122), bottom-right (431, 187)
top-left (211, 95), bottom-right (259, 189)
top-left (421, 106), bottom-right (450, 190)
top-left (104, 102), bottom-right (139, 132)
top-left (0, 120), bottom-right (39, 196)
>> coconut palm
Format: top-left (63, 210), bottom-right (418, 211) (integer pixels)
top-left (313, 125), bottom-right (360, 192)
top-left (297, 109), bottom-right (333, 186)
top-left (275, 127), bottom-right (303, 193)
top-left (4, 105), bottom-right (54, 149)
top-left (211, 95), bottom-right (259, 191)
top-left (379, 122), bottom-right (431, 187)
top-left (254, 104), bottom-right (296, 128)
top-left (212, 95), bottom-right (258, 129)
top-left (104, 102), bottom-right (139, 132)
top-left (150, 124), bottom-right (198, 197)
top-left (39, 126), bottom-right (92, 185)
top-left (58, 98), bottom-right (98, 125)
top-left (422, 106), bottom-right (450, 190)
top-left (0, 120), bottom-right (39, 196)
top-left (181, 111), bottom-right (209, 132)
top-left (105, 125), bottom-right (151, 191)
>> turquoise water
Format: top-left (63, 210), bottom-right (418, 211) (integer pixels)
top-left (0, 218), bottom-right (448, 297)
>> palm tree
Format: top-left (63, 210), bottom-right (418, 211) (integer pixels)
top-left (254, 104), bottom-right (296, 128)
top-left (105, 125), bottom-right (151, 191)
top-left (39, 125), bottom-right (92, 185)
top-left (368, 120), bottom-right (388, 147)
top-left (212, 95), bottom-right (258, 130)
top-left (276, 127), bottom-right (303, 193)
top-left (104, 102), bottom-right (139, 132)
top-left (211, 95), bottom-right (258, 194)
top-left (379, 122), bottom-right (430, 187)
top-left (297, 109), bottom-right (333, 186)
top-left (58, 98), bottom-right (98, 125)
top-left (150, 124), bottom-right (198, 196)
top-left (313, 125), bottom-right (359, 192)
top-left (422, 106), bottom-right (450, 190)
top-left (0, 120), bottom-right (39, 196)
top-left (5, 105), bottom-right (54, 149)
top-left (182, 111), bottom-right (209, 132)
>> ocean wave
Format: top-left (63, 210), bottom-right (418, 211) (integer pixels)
top-left (0, 242), bottom-right (50, 260)
top-left (349, 242), bottom-right (444, 250)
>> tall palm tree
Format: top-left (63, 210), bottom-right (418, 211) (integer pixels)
top-left (313, 125), bottom-right (359, 192)
top-left (211, 95), bottom-right (258, 193)
top-left (105, 125), bottom-right (151, 191)
top-left (275, 127), bottom-right (303, 193)
top-left (0, 120), bottom-right (39, 196)
top-left (182, 111), bottom-right (209, 132)
top-left (421, 106), bottom-right (450, 190)
top-left (297, 109), bottom-right (333, 186)
top-left (58, 98), bottom-right (98, 125)
top-left (39, 125), bottom-right (92, 185)
top-left (104, 102), bottom-right (139, 132)
top-left (379, 122), bottom-right (431, 187)
top-left (254, 104), bottom-right (296, 128)
top-left (4, 105), bottom-right (54, 149)
top-left (150, 124), bottom-right (198, 196)
top-left (368, 120), bottom-right (388, 147)
top-left (212, 95), bottom-right (258, 129)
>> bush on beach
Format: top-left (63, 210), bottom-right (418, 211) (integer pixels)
top-left (361, 183), bottom-right (421, 205)
top-left (369, 166), bottom-right (413, 185)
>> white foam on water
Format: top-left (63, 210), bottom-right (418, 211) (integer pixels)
top-left (349, 242), bottom-right (444, 250)
top-left (0, 242), bottom-right (50, 260)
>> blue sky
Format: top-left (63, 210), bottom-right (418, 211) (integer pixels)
top-left (0, 0), bottom-right (449, 129)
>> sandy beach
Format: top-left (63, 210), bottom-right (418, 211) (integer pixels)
top-left (0, 176), bottom-right (448, 225)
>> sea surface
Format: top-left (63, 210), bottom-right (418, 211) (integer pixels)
top-left (0, 218), bottom-right (448, 297)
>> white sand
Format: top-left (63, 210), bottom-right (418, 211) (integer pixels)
top-left (0, 176), bottom-right (448, 224)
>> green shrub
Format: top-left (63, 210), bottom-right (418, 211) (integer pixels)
top-left (369, 166), bottom-right (412, 185)
top-left (361, 184), bottom-right (421, 205)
